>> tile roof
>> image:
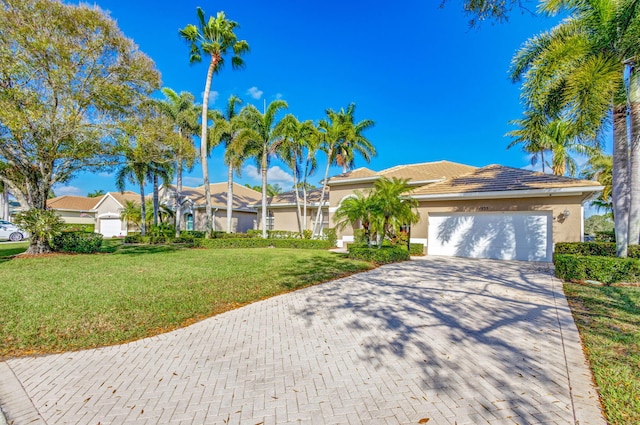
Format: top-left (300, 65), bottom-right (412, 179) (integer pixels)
top-left (268, 188), bottom-right (327, 205)
top-left (179, 182), bottom-right (262, 210)
top-left (411, 165), bottom-right (603, 196)
top-left (328, 161), bottom-right (476, 183)
top-left (47, 195), bottom-right (100, 211)
top-left (109, 191), bottom-right (143, 206)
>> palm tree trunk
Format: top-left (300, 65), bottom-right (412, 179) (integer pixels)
top-left (628, 65), bottom-right (640, 245)
top-left (153, 173), bottom-right (159, 227)
top-left (292, 153), bottom-right (303, 234)
top-left (139, 183), bottom-right (147, 236)
top-left (200, 58), bottom-right (217, 238)
top-left (175, 159), bottom-right (183, 237)
top-left (613, 104), bottom-right (629, 257)
top-left (261, 149), bottom-right (268, 238)
top-left (0, 186), bottom-right (7, 221)
top-left (313, 147), bottom-right (333, 237)
top-left (303, 156), bottom-right (311, 230)
top-left (226, 163), bottom-right (233, 233)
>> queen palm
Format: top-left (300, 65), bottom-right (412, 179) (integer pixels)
top-left (313, 104), bottom-right (375, 236)
top-left (510, 0), bottom-right (638, 254)
top-left (155, 88), bottom-right (199, 237)
top-left (370, 177), bottom-right (419, 247)
top-left (116, 142), bottom-right (152, 236)
top-left (582, 153), bottom-right (613, 213)
top-left (333, 191), bottom-right (375, 246)
top-left (241, 100), bottom-right (288, 238)
top-left (180, 8), bottom-right (249, 237)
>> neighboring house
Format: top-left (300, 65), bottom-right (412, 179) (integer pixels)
top-left (268, 160), bottom-right (603, 262)
top-left (46, 196), bottom-right (100, 227)
top-left (258, 188), bottom-right (329, 233)
top-left (93, 191), bottom-right (141, 237)
top-left (159, 182), bottom-right (261, 233)
top-left (47, 192), bottom-right (142, 237)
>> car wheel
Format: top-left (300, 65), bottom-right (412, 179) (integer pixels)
top-left (9, 232), bottom-right (23, 242)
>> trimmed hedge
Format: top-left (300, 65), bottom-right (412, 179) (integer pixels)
top-left (51, 231), bottom-right (103, 254)
top-left (347, 242), bottom-right (424, 256)
top-left (194, 238), bottom-right (331, 249)
top-left (348, 246), bottom-right (410, 264)
top-left (61, 223), bottom-right (95, 233)
top-left (555, 242), bottom-right (640, 258)
top-left (554, 253), bottom-right (640, 284)
top-left (595, 230), bottom-right (615, 242)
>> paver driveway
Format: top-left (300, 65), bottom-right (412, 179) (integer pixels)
top-left (0, 256), bottom-right (604, 425)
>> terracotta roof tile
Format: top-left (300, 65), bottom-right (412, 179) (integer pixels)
top-left (47, 196), bottom-right (100, 211)
top-left (328, 167), bottom-right (377, 180)
top-left (411, 165), bottom-right (603, 196)
top-left (109, 191), bottom-right (142, 206)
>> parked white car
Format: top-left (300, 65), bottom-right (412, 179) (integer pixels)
top-left (0, 220), bottom-right (28, 241)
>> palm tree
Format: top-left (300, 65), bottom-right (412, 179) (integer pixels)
top-left (180, 8), bottom-right (250, 237)
top-left (370, 177), bottom-right (419, 247)
top-left (582, 153), bottom-right (613, 213)
top-left (116, 143), bottom-right (151, 236)
top-left (313, 104), bottom-right (375, 236)
top-left (210, 95), bottom-right (250, 233)
top-left (120, 200), bottom-right (142, 232)
top-left (300, 125), bottom-right (320, 231)
top-left (506, 110), bottom-right (550, 173)
top-left (333, 191), bottom-right (375, 246)
top-left (241, 100), bottom-right (288, 238)
top-left (155, 88), bottom-right (199, 237)
top-left (510, 0), bottom-right (636, 255)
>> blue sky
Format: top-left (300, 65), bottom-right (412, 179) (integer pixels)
top-left (56, 0), bottom-right (580, 197)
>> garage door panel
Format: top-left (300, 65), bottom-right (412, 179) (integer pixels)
top-left (428, 212), bottom-right (551, 262)
top-left (100, 218), bottom-right (122, 237)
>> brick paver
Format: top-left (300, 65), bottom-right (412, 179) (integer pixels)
top-left (0, 257), bottom-right (605, 424)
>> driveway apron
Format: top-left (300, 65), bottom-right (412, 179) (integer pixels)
top-left (0, 257), bottom-right (604, 424)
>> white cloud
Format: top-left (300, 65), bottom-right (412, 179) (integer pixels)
top-left (98, 172), bottom-right (113, 178)
top-left (243, 165), bottom-right (294, 187)
top-left (247, 86), bottom-right (263, 100)
top-left (54, 185), bottom-right (84, 196)
top-left (275, 93), bottom-right (283, 100)
top-left (201, 90), bottom-right (219, 106)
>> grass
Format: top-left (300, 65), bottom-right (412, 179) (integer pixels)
top-left (0, 241), bottom-right (373, 359)
top-left (564, 283), bottom-right (640, 425)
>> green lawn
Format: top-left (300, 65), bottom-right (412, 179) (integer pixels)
top-left (0, 242), bottom-right (373, 359)
top-left (564, 283), bottom-right (640, 425)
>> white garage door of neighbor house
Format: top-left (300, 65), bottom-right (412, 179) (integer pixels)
top-left (100, 218), bottom-right (122, 237)
top-left (427, 212), bottom-right (552, 262)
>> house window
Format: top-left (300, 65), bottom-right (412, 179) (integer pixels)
top-left (185, 214), bottom-right (194, 231)
top-left (266, 211), bottom-right (275, 230)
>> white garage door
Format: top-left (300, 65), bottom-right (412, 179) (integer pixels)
top-left (99, 218), bottom-right (122, 237)
top-left (428, 212), bottom-right (552, 262)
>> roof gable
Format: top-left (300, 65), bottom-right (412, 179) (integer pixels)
top-left (46, 195), bottom-right (100, 211)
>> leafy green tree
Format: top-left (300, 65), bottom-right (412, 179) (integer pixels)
top-left (155, 88), bottom-right (199, 237)
top-left (0, 0), bottom-right (159, 254)
top-left (313, 104), bottom-right (375, 236)
top-left (584, 214), bottom-right (614, 235)
top-left (241, 100), bottom-right (288, 238)
top-left (87, 190), bottom-right (106, 198)
top-left (180, 7), bottom-right (249, 237)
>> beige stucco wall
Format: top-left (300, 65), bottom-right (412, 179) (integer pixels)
top-left (267, 207), bottom-right (329, 233)
top-left (53, 210), bottom-right (96, 225)
top-left (329, 183), bottom-right (374, 208)
top-left (192, 208), bottom-right (257, 233)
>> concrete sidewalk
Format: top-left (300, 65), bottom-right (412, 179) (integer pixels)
top-left (0, 257), bottom-right (605, 424)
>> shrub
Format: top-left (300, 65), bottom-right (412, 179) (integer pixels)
top-left (193, 238), bottom-right (330, 249)
top-left (323, 227), bottom-right (337, 248)
top-left (554, 253), bottom-right (640, 284)
top-left (14, 209), bottom-right (65, 252)
top-left (267, 230), bottom-right (301, 239)
top-left (148, 225), bottom-right (174, 238)
top-left (124, 234), bottom-right (142, 243)
top-left (212, 231), bottom-right (253, 239)
top-left (181, 230), bottom-right (206, 239)
top-left (410, 243), bottom-right (425, 255)
top-left (595, 231), bottom-right (615, 242)
top-left (302, 229), bottom-right (313, 240)
top-left (51, 231), bottom-right (103, 254)
top-left (246, 229), bottom-right (263, 238)
top-left (61, 223), bottom-right (95, 232)
top-left (555, 242), bottom-right (640, 259)
top-left (348, 246), bottom-right (410, 264)
top-left (353, 229), bottom-right (368, 245)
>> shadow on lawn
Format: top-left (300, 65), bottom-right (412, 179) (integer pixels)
top-left (276, 252), bottom-right (371, 290)
top-left (285, 256), bottom-right (574, 423)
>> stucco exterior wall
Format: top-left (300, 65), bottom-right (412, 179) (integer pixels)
top-left (267, 207), bottom-right (329, 233)
top-left (192, 209), bottom-right (257, 233)
top-left (95, 196), bottom-right (127, 233)
top-left (53, 210), bottom-right (96, 225)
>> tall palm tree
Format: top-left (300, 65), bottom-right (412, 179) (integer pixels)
top-left (180, 8), bottom-right (249, 237)
top-left (313, 104), bottom-right (375, 236)
top-left (155, 88), bottom-right (199, 237)
top-left (300, 125), bottom-right (320, 230)
top-left (116, 143), bottom-right (152, 236)
top-left (506, 110), bottom-right (550, 173)
top-left (210, 95), bottom-right (250, 233)
top-left (510, 0), bottom-right (637, 254)
top-left (241, 100), bottom-right (288, 238)
top-left (370, 177), bottom-right (419, 247)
